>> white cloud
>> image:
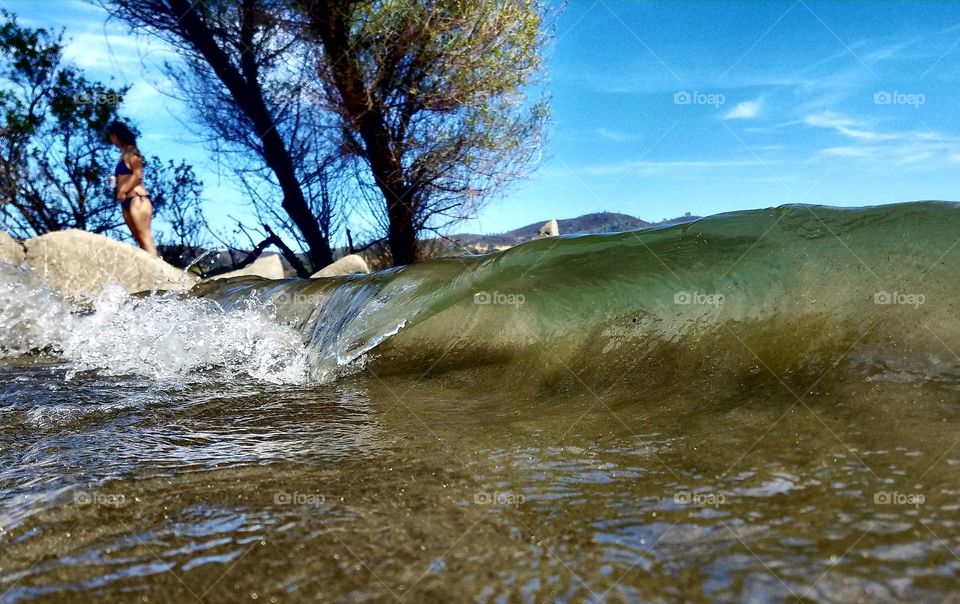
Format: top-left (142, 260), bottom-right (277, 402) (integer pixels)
top-left (120, 80), bottom-right (180, 120)
top-left (804, 111), bottom-right (898, 141)
top-left (723, 99), bottom-right (762, 120)
top-left (583, 159), bottom-right (767, 176)
top-left (595, 128), bottom-right (639, 142)
top-left (788, 110), bottom-right (960, 168)
top-left (821, 146), bottom-right (873, 158)
top-left (62, 29), bottom-right (177, 75)
top-left (821, 143), bottom-right (946, 165)
top-left (63, 31), bottom-right (138, 71)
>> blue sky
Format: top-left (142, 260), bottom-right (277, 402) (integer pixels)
top-left (5, 0), bottom-right (960, 243)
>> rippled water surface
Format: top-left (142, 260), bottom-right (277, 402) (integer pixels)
top-left (4, 361), bottom-right (960, 602)
top-left (4, 203), bottom-right (960, 602)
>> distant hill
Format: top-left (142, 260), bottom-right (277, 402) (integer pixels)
top-left (444, 211), bottom-right (699, 250)
top-left (162, 211), bottom-right (700, 273)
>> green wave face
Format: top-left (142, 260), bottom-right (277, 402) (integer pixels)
top-left (197, 201), bottom-right (960, 390)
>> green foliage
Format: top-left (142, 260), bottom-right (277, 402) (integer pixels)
top-left (304, 0), bottom-right (551, 263)
top-left (0, 9), bottom-right (207, 250)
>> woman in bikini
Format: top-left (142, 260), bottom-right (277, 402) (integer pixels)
top-left (106, 121), bottom-right (157, 256)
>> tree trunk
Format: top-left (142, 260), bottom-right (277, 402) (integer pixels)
top-left (304, 0), bottom-right (421, 266)
top-left (386, 194), bottom-right (417, 266)
top-left (268, 144), bottom-right (334, 268)
top-left (168, 0), bottom-right (334, 270)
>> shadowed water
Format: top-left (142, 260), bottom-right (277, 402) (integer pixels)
top-left (2, 202), bottom-right (960, 602)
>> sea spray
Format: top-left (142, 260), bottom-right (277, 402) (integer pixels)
top-left (0, 264), bottom-right (309, 384)
top-left (0, 263), bottom-right (71, 356)
top-left (59, 286), bottom-right (310, 384)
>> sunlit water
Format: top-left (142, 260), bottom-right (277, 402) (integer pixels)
top-left (3, 203), bottom-right (960, 602)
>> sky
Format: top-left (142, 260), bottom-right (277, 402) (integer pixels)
top-left (5, 0), bottom-right (960, 242)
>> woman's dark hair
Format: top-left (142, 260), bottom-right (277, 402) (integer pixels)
top-left (106, 121), bottom-right (137, 148)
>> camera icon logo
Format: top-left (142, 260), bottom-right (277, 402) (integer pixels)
top-left (873, 291), bottom-right (892, 305)
top-left (474, 291), bottom-right (491, 305)
top-left (674, 91), bottom-right (692, 105)
top-left (674, 291), bottom-right (692, 305)
top-left (873, 90), bottom-right (892, 105)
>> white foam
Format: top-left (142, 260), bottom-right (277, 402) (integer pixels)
top-left (0, 264), bottom-right (309, 385)
top-left (0, 264), bottom-right (71, 356)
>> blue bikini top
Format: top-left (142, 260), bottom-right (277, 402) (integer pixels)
top-left (114, 146), bottom-right (137, 176)
top-left (115, 157), bottom-right (132, 176)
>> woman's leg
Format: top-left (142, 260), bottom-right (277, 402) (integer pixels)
top-left (126, 198), bottom-right (157, 256)
top-left (121, 207), bottom-right (144, 249)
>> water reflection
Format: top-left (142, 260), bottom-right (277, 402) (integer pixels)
top-left (3, 366), bottom-right (960, 601)
top-left (0, 366), bottom-right (386, 535)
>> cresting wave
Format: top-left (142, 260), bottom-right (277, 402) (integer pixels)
top-left (4, 201), bottom-right (960, 389)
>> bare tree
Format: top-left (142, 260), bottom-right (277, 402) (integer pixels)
top-left (101, 0), bottom-right (339, 270)
top-left (298, 0), bottom-right (550, 265)
top-left (150, 157), bottom-right (208, 262)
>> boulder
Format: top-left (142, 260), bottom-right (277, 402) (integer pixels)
top-left (534, 219), bottom-right (559, 239)
top-left (0, 231), bottom-right (25, 266)
top-left (311, 254), bottom-right (370, 278)
top-left (23, 229), bottom-right (196, 299)
top-left (209, 253), bottom-right (285, 281)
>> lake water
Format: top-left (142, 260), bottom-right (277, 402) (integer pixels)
top-left (3, 202), bottom-right (960, 602)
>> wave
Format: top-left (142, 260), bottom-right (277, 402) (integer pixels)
top-left (198, 200), bottom-right (960, 389)
top-left (4, 201), bottom-right (960, 389)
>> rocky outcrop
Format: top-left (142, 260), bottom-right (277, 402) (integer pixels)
top-left (534, 219), bottom-right (559, 239)
top-left (0, 231), bottom-right (25, 266)
top-left (22, 229), bottom-right (196, 299)
top-left (311, 254), bottom-right (370, 278)
top-left (208, 254), bottom-right (285, 281)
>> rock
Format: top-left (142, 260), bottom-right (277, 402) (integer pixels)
top-left (534, 219), bottom-right (559, 239)
top-left (209, 253), bottom-right (285, 281)
top-left (0, 231), bottom-right (25, 266)
top-left (23, 229), bottom-right (196, 299)
top-left (311, 254), bottom-right (370, 278)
